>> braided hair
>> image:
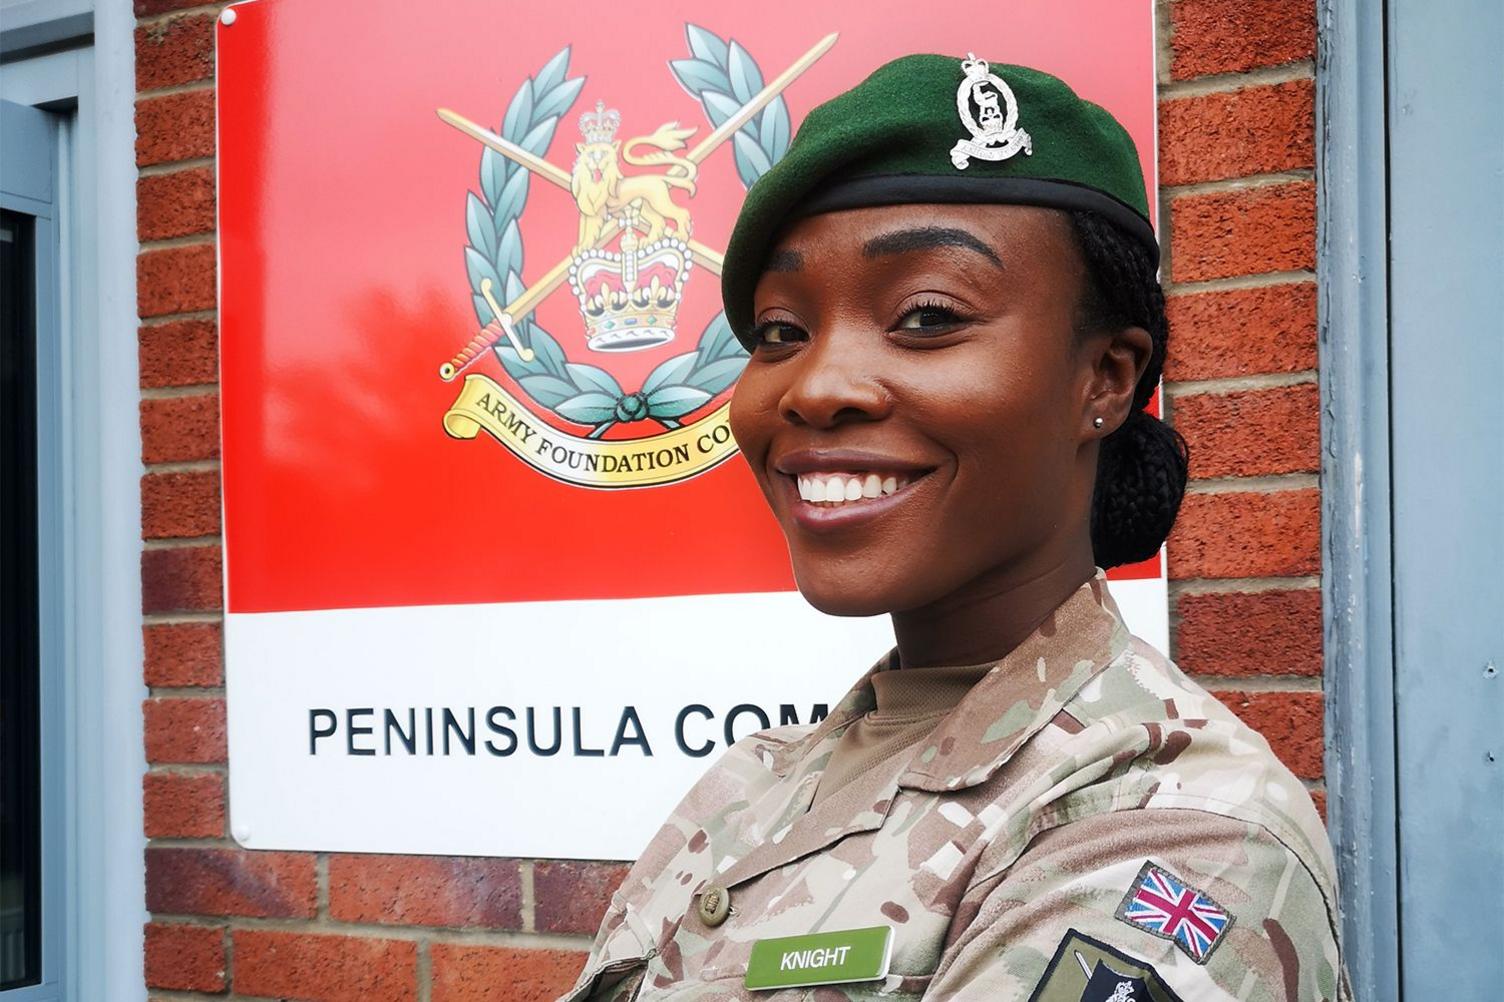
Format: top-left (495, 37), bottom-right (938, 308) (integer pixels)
top-left (1068, 210), bottom-right (1189, 569)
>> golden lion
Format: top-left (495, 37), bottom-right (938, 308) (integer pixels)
top-left (572, 122), bottom-right (698, 251)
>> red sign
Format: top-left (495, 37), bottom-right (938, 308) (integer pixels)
top-left (218, 0), bottom-right (1158, 617)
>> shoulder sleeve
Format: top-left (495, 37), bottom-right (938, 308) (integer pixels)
top-left (926, 808), bottom-right (1348, 1002)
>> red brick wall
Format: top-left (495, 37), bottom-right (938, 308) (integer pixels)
top-left (1155, 0), bottom-right (1323, 810)
top-left (134, 1), bottom-right (1321, 997)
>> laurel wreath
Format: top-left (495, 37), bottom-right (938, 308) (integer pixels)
top-left (464, 29), bottom-right (788, 437)
top-left (670, 24), bottom-right (791, 189)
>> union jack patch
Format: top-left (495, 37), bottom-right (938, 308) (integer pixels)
top-left (1115, 861), bottom-right (1233, 964)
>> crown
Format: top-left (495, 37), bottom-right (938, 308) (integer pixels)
top-left (568, 228), bottom-right (693, 352)
top-left (579, 101), bottom-right (621, 144)
top-left (960, 53), bottom-right (992, 82)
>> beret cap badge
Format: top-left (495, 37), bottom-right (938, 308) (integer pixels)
top-left (949, 53), bottom-right (1033, 169)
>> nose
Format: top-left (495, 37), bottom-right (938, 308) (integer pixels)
top-left (777, 330), bottom-right (891, 429)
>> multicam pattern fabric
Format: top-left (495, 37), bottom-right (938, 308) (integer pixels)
top-left (557, 573), bottom-right (1349, 1001)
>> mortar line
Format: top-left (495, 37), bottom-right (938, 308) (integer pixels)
top-left (1191, 675), bottom-right (1324, 692)
top-left (136, 79), bottom-right (214, 100)
top-left (1185, 473), bottom-right (1319, 494)
top-left (1158, 60), bottom-right (1315, 99)
top-left (143, 535), bottom-right (224, 550)
top-left (316, 854), bottom-right (330, 921)
top-left (145, 459), bottom-right (223, 474)
top-left (140, 156), bottom-right (216, 177)
top-left (143, 911), bottom-right (595, 949)
top-left (141, 383), bottom-right (218, 399)
top-left (1164, 171), bottom-right (1314, 198)
top-left (140, 233), bottom-right (216, 252)
top-left (417, 937), bottom-right (432, 1002)
top-left (1166, 372), bottom-right (1317, 396)
top-left (139, 308), bottom-right (218, 325)
top-left (148, 686), bottom-right (227, 699)
top-left (1164, 270), bottom-right (1315, 294)
top-left (520, 861), bottom-right (537, 934)
top-left (1169, 576), bottom-right (1321, 596)
top-left (143, 608), bottom-right (226, 621)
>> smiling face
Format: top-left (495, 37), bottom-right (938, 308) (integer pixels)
top-left (729, 203), bottom-right (1138, 619)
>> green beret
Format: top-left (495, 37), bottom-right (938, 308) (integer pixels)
top-left (721, 53), bottom-right (1156, 345)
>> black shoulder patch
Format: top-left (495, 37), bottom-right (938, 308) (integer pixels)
top-left (1028, 929), bottom-right (1185, 1002)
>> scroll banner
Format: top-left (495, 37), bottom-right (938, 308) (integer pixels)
top-left (443, 374), bottom-right (738, 488)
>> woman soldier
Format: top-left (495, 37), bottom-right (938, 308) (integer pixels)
top-left (558, 55), bottom-right (1346, 1001)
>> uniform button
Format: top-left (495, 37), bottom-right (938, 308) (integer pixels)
top-left (697, 886), bottom-right (731, 927)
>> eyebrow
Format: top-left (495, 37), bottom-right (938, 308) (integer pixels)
top-left (763, 249), bottom-right (804, 272)
top-left (861, 226), bottom-right (1004, 268)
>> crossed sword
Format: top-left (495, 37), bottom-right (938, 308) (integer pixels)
top-left (435, 33), bottom-right (837, 381)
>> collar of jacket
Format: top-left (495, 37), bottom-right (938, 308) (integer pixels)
top-left (767, 570), bottom-right (1132, 792)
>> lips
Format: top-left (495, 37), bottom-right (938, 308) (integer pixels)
top-left (772, 450), bottom-right (935, 528)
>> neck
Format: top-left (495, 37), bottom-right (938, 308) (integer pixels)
top-left (890, 541), bottom-right (1097, 669)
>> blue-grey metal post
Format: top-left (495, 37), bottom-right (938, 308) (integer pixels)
top-left (1316, 0), bottom-right (1401, 996)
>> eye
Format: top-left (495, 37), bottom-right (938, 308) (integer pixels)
top-left (894, 300), bottom-right (965, 333)
top-left (751, 320), bottom-right (808, 348)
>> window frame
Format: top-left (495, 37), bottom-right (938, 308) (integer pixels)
top-left (0, 4), bottom-right (145, 1000)
top-left (0, 100), bottom-right (62, 1002)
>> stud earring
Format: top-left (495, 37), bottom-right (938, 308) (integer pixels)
top-left (1093, 416), bottom-right (1105, 429)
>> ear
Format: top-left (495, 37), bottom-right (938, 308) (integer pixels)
top-left (1081, 325), bottom-right (1153, 437)
top-left (612, 140), bottom-right (621, 153)
top-left (576, 142), bottom-right (584, 153)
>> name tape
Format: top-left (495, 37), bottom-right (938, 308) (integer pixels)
top-left (745, 925), bottom-right (893, 990)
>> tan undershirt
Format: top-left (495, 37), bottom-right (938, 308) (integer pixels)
top-left (810, 662), bottom-right (994, 808)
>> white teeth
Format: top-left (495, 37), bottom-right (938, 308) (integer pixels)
top-left (794, 471), bottom-right (916, 506)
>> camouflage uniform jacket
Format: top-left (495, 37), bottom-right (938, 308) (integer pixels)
top-left (558, 574), bottom-right (1348, 1001)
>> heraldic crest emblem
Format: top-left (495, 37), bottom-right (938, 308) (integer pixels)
top-left (437, 28), bottom-right (836, 488)
top-left (950, 53), bottom-right (1032, 169)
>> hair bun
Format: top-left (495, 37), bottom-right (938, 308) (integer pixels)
top-left (1090, 409), bottom-right (1189, 568)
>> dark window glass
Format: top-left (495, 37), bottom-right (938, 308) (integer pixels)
top-left (0, 207), bottom-right (42, 990)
